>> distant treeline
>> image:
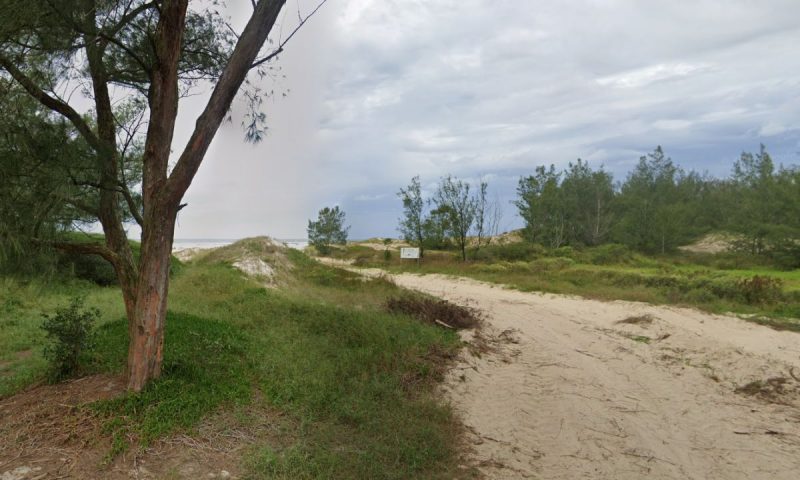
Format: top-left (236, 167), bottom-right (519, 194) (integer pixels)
top-left (398, 145), bottom-right (800, 267)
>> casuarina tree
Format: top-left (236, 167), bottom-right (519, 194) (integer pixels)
top-left (308, 206), bottom-right (349, 255)
top-left (0, 0), bottom-right (327, 391)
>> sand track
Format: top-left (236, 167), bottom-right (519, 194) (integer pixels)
top-left (362, 270), bottom-right (800, 479)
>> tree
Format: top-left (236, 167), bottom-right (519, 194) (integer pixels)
top-left (515, 165), bottom-right (567, 248)
top-left (726, 145), bottom-right (800, 263)
top-left (308, 206), bottom-right (349, 255)
top-left (0, 1), bottom-right (326, 391)
top-left (614, 147), bottom-right (690, 253)
top-left (560, 159), bottom-right (614, 246)
top-left (421, 205), bottom-right (451, 250)
top-left (397, 176), bottom-right (426, 257)
top-left (473, 180), bottom-right (489, 249)
top-left (433, 175), bottom-right (476, 261)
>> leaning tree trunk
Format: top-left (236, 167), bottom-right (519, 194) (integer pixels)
top-left (123, 0), bottom-right (285, 391)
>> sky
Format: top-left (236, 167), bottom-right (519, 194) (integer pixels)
top-left (169, 0), bottom-right (800, 240)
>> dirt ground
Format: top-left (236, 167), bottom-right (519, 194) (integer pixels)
top-left (359, 269), bottom-right (800, 479)
top-left (0, 375), bottom-right (281, 479)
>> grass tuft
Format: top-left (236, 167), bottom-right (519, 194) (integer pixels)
top-left (386, 295), bottom-right (482, 330)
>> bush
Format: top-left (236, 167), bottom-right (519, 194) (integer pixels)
top-left (530, 257), bottom-right (574, 272)
top-left (41, 297), bottom-right (99, 381)
top-left (736, 276), bottom-right (784, 305)
top-left (553, 246), bottom-right (575, 258)
top-left (60, 253), bottom-right (118, 285)
top-left (473, 263), bottom-right (509, 274)
top-left (472, 242), bottom-right (546, 262)
top-left (589, 244), bottom-right (632, 265)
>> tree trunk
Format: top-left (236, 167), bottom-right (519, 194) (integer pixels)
top-left (126, 208), bottom-right (177, 391)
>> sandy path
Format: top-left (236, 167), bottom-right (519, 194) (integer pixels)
top-left (358, 269), bottom-right (800, 479)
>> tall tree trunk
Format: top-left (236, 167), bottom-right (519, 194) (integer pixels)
top-left (127, 206), bottom-right (177, 391)
top-left (123, 0), bottom-right (285, 391)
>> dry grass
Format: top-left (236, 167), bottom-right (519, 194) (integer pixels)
top-left (735, 377), bottom-right (790, 400)
top-left (386, 295), bottom-right (483, 330)
top-left (616, 314), bottom-right (655, 326)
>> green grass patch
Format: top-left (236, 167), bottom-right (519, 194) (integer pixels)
top-left (89, 312), bottom-right (253, 452)
top-left (2, 244), bottom-right (468, 478)
top-left (343, 241), bottom-right (800, 328)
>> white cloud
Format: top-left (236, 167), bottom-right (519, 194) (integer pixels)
top-left (596, 63), bottom-right (711, 88)
top-left (169, 0), bottom-right (800, 239)
top-left (759, 121), bottom-right (791, 136)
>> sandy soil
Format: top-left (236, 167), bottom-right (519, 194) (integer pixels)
top-left (358, 269), bottom-right (800, 479)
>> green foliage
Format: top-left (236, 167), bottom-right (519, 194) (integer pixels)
top-left (40, 297), bottom-right (98, 381)
top-left (472, 242), bottom-right (546, 261)
top-left (509, 145), bottom-right (799, 266)
top-left (589, 244), bottom-right (633, 265)
top-left (372, 242), bottom-right (800, 327)
top-left (432, 175), bottom-right (477, 261)
top-left (307, 206), bottom-right (349, 255)
top-left (3, 248), bottom-right (466, 477)
top-left (515, 161), bottom-right (615, 248)
top-left (736, 276), bottom-right (784, 305)
top-left (90, 312), bottom-right (252, 448)
top-left (726, 145), bottom-right (800, 265)
top-left (397, 175), bottom-right (426, 255)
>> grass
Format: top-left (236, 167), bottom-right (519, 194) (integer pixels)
top-left (1, 242), bottom-right (470, 478)
top-left (0, 277), bottom-right (125, 397)
top-left (336, 241), bottom-right (800, 330)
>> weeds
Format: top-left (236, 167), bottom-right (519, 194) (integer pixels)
top-left (386, 295), bottom-right (482, 329)
top-left (616, 314), bottom-right (655, 326)
top-left (735, 377), bottom-right (792, 403)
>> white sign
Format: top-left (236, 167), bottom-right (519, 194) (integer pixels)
top-left (400, 247), bottom-right (420, 259)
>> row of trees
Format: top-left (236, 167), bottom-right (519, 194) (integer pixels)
top-left (514, 145), bottom-right (800, 261)
top-left (397, 175), bottom-right (501, 260)
top-left (396, 145), bottom-right (799, 266)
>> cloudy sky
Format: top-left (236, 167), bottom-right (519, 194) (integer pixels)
top-left (171, 0), bottom-right (800, 240)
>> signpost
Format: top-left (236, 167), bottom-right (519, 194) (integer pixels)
top-left (400, 247), bottom-right (420, 259)
top-left (400, 247), bottom-right (421, 266)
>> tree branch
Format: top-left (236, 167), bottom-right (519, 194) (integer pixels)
top-left (0, 55), bottom-right (102, 152)
top-left (165, 0), bottom-right (286, 204)
top-left (251, 0), bottom-right (328, 69)
top-left (119, 182), bottom-right (145, 227)
top-left (104, 1), bottom-right (158, 39)
top-left (33, 238), bottom-right (119, 265)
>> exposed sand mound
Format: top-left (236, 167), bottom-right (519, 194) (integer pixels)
top-left (196, 237), bottom-right (291, 286)
top-left (679, 233), bottom-right (737, 254)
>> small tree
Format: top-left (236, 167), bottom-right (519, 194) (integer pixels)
top-left (397, 175), bottom-right (426, 257)
top-left (433, 175), bottom-right (476, 261)
top-left (308, 206), bottom-right (349, 255)
top-left (41, 297), bottom-right (99, 381)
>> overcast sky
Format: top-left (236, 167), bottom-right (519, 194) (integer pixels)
top-left (169, 0), bottom-right (800, 240)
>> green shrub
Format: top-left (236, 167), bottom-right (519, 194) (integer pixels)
top-left (473, 264), bottom-right (509, 274)
top-left (553, 246), bottom-right (576, 258)
top-left (590, 244), bottom-right (632, 265)
top-left (530, 257), bottom-right (574, 271)
top-left (472, 242), bottom-right (546, 262)
top-left (736, 276), bottom-right (784, 305)
top-left (40, 297), bottom-right (98, 381)
top-left (60, 253), bottom-right (118, 285)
